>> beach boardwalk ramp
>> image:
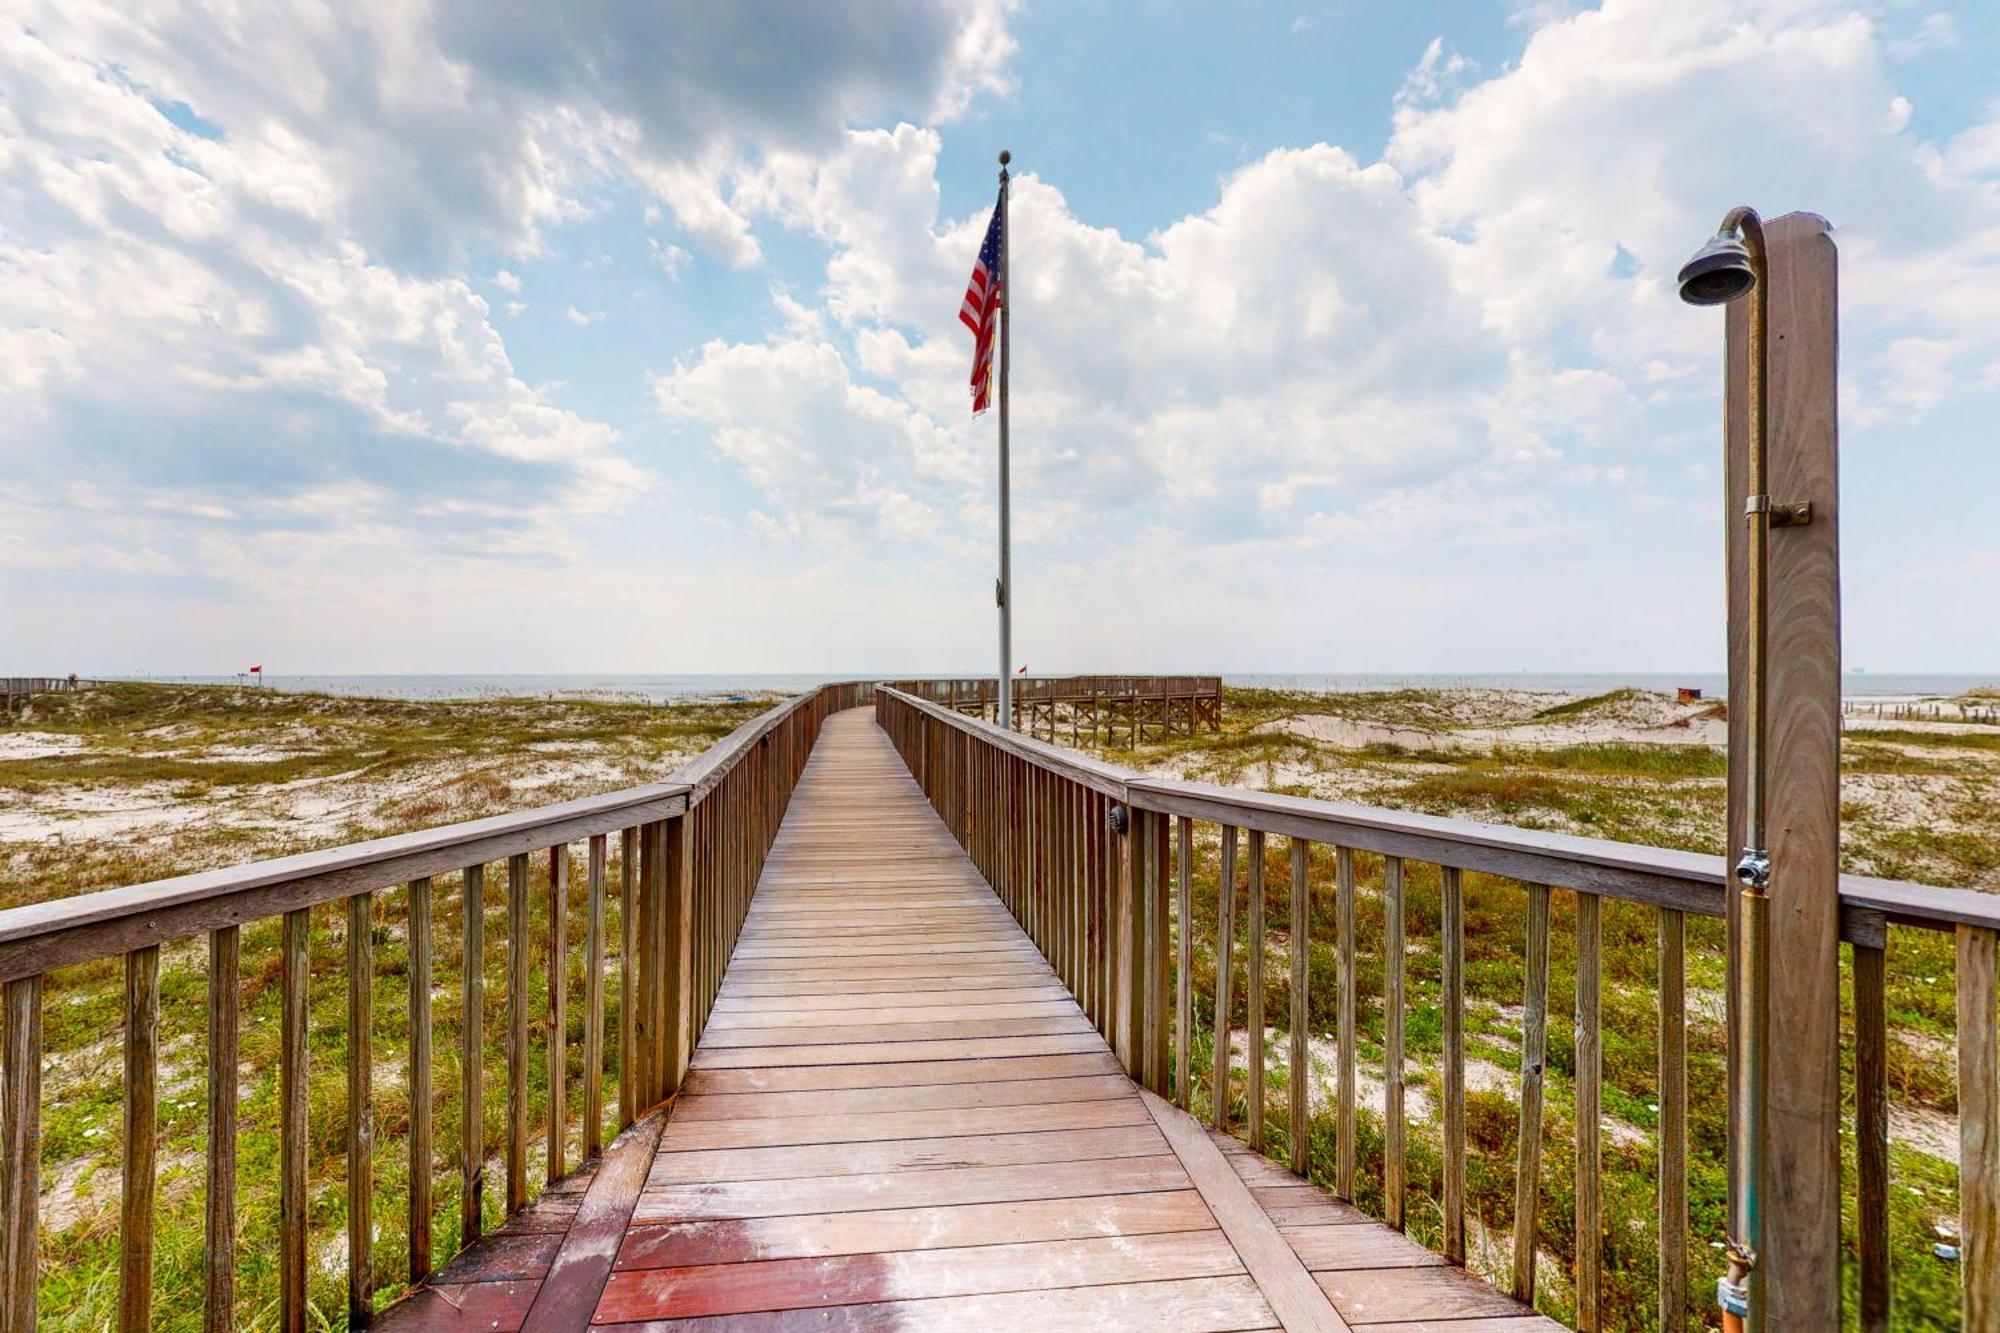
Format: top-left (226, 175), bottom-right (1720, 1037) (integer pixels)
top-left (381, 709), bottom-right (1558, 1330)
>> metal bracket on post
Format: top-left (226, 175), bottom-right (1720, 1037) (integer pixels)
top-left (1746, 494), bottom-right (1813, 527)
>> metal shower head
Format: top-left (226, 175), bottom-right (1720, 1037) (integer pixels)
top-left (1677, 231), bottom-right (1758, 306)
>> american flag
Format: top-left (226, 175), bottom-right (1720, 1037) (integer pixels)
top-left (959, 194), bottom-right (1004, 415)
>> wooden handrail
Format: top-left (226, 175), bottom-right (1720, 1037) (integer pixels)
top-left (878, 686), bottom-right (1978, 935)
top-left (0, 679), bottom-right (874, 1331)
top-left (873, 684), bottom-right (2000, 1330)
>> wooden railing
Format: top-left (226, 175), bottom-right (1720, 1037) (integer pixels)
top-left (884, 673), bottom-right (1222, 743)
top-left (0, 681), bottom-right (872, 1331)
top-left (877, 685), bottom-right (2000, 1331)
top-left (1, 676), bottom-right (105, 716)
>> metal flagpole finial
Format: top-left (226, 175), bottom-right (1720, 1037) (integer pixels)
top-left (998, 149), bottom-right (1011, 181)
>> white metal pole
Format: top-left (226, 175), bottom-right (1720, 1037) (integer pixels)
top-left (996, 149), bottom-right (1014, 731)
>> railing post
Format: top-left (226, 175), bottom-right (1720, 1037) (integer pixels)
top-left (1112, 804), bottom-right (1140, 1077)
top-left (1725, 211), bottom-right (1841, 1328)
top-left (2, 975), bottom-right (42, 1333)
top-left (663, 812), bottom-right (696, 1095)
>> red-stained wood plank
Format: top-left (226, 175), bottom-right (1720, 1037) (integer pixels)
top-left (633, 1154), bottom-right (1192, 1224)
top-left (614, 1189), bottom-right (1216, 1270)
top-left (378, 1279), bottom-right (541, 1331)
top-left (518, 1113), bottom-right (668, 1333)
top-left (592, 1230), bottom-right (1246, 1322)
top-left (1140, 1089), bottom-right (1350, 1332)
top-left (659, 1094), bottom-right (1150, 1150)
top-left (1315, 1267), bottom-right (1538, 1324)
top-left (389, 709), bottom-right (1546, 1333)
top-left (432, 1231), bottom-right (563, 1284)
top-left (598, 1275), bottom-right (1280, 1331)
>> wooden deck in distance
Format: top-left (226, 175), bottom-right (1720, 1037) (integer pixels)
top-left (381, 709), bottom-right (1560, 1331)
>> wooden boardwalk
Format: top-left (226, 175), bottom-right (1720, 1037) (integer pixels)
top-left (382, 710), bottom-right (1559, 1330)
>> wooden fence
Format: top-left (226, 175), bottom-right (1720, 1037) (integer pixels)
top-left (1, 677), bottom-right (105, 717)
top-left (876, 685), bottom-right (2000, 1332)
top-left (0, 681), bottom-right (873, 1332)
top-left (884, 674), bottom-right (1222, 744)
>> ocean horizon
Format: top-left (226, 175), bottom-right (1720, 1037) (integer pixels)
top-left (91, 670), bottom-right (1998, 703)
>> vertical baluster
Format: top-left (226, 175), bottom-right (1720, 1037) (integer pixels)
top-left (1574, 892), bottom-right (1601, 1333)
top-left (1247, 829), bottom-right (1266, 1153)
top-left (460, 864), bottom-right (487, 1244)
top-left (1383, 856), bottom-right (1405, 1226)
top-left (547, 845), bottom-right (568, 1184)
top-left (1176, 816), bottom-right (1193, 1111)
top-left (2, 974), bottom-right (44, 1333)
top-left (665, 813), bottom-right (695, 1096)
top-left (1442, 865), bottom-right (1466, 1265)
top-left (1212, 826), bottom-right (1237, 1129)
top-left (407, 879), bottom-right (432, 1285)
top-left (1958, 924), bottom-right (1998, 1332)
top-left (1335, 846), bottom-right (1357, 1199)
top-left (347, 892), bottom-right (374, 1326)
top-left (280, 909), bottom-right (309, 1333)
top-left (202, 927), bottom-right (239, 1332)
top-left (121, 944), bottom-right (159, 1333)
top-left (1855, 939), bottom-right (1888, 1333)
top-left (1512, 882), bottom-right (1551, 1305)
top-left (1149, 809), bottom-right (1171, 1092)
top-left (1289, 838), bottom-right (1311, 1176)
top-left (618, 828), bottom-right (636, 1130)
top-left (585, 836), bottom-right (607, 1160)
top-left (1658, 907), bottom-right (1687, 1330)
top-left (506, 853), bottom-right (530, 1212)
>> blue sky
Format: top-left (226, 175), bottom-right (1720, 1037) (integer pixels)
top-left (2, 1), bottom-right (1996, 674)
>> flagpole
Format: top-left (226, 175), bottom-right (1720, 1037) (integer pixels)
top-left (996, 148), bottom-right (1014, 731)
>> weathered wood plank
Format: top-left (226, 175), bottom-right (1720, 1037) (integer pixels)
top-left (1574, 891), bottom-right (1601, 1333)
top-left (1855, 939), bottom-right (1888, 1333)
top-left (1215, 826), bottom-right (1239, 1130)
top-left (404, 879), bottom-right (432, 1288)
top-left (1959, 924), bottom-right (1998, 1332)
top-left (461, 864), bottom-right (486, 1248)
top-left (205, 928), bottom-right (238, 1332)
top-left (618, 827), bottom-right (636, 1131)
top-left (1336, 846), bottom-right (1356, 1201)
top-left (584, 836), bottom-right (606, 1161)
top-left (546, 846), bottom-right (568, 1184)
top-left (1248, 829), bottom-right (1267, 1153)
top-left (1751, 212), bottom-right (1843, 1328)
top-left (507, 852), bottom-right (529, 1214)
top-left (1511, 883), bottom-right (1550, 1305)
top-left (1383, 856), bottom-right (1404, 1229)
top-left (1441, 865), bottom-right (1465, 1266)
top-left (517, 1112), bottom-right (666, 1333)
top-left (1291, 838), bottom-right (1312, 1176)
top-left (280, 909), bottom-right (309, 1333)
top-left (1658, 906), bottom-right (1687, 1331)
top-left (121, 944), bottom-right (159, 1333)
top-left (2, 975), bottom-right (42, 1333)
top-left (348, 892), bottom-right (375, 1326)
top-left (1178, 816), bottom-right (1194, 1111)
top-left (1141, 1089), bottom-right (1350, 1332)
top-left (616, 1190), bottom-right (1214, 1269)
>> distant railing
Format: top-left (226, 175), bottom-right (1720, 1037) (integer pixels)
top-left (883, 674), bottom-right (1221, 744)
top-left (0, 681), bottom-right (874, 1331)
top-left (1, 676), bottom-right (106, 717)
top-left (876, 685), bottom-right (1999, 1331)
